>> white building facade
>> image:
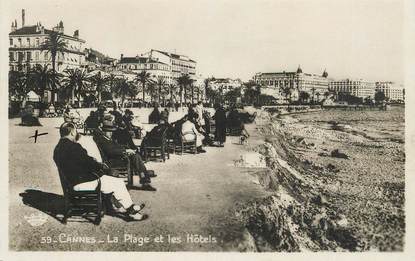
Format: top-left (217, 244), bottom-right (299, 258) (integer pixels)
top-left (253, 66), bottom-right (330, 101)
top-left (9, 10), bottom-right (86, 73)
top-left (116, 49), bottom-right (197, 85)
top-left (375, 82), bottom-right (404, 101)
top-left (329, 79), bottom-right (376, 99)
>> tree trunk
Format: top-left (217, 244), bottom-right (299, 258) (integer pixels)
top-left (142, 81), bottom-right (146, 106)
top-left (191, 85), bottom-right (194, 104)
top-left (158, 85), bottom-right (162, 104)
top-left (51, 55), bottom-right (56, 104)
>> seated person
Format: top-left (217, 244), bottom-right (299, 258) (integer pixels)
top-left (123, 109), bottom-right (142, 139)
top-left (53, 122), bottom-right (147, 221)
top-left (84, 110), bottom-right (100, 130)
top-left (140, 119), bottom-right (172, 153)
top-left (109, 101), bottom-right (123, 125)
top-left (181, 114), bottom-right (206, 153)
top-left (21, 105), bottom-right (42, 126)
top-left (112, 118), bottom-right (138, 152)
top-left (93, 115), bottom-right (156, 191)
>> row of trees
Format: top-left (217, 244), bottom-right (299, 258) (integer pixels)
top-left (9, 65), bottom-right (207, 108)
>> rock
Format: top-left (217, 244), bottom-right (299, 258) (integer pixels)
top-left (318, 152), bottom-right (329, 157)
top-left (330, 149), bottom-right (349, 159)
top-left (312, 194), bottom-right (329, 206)
top-left (326, 163), bottom-right (339, 173)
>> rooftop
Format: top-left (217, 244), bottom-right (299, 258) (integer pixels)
top-left (119, 56), bottom-right (167, 65)
top-left (9, 25), bottom-right (84, 42)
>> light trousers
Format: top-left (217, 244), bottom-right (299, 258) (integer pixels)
top-left (73, 175), bottom-right (133, 209)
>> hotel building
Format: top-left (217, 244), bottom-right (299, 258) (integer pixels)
top-left (375, 82), bottom-right (404, 101)
top-left (329, 79), bottom-right (376, 99)
top-left (9, 9), bottom-right (86, 73)
top-left (116, 49), bottom-right (197, 85)
top-left (253, 66), bottom-right (330, 101)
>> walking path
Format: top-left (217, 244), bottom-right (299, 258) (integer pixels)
top-left (9, 116), bottom-right (269, 251)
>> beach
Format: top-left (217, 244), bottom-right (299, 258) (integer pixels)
top-left (238, 106), bottom-right (405, 251)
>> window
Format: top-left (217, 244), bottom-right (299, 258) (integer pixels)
top-left (18, 38), bottom-right (22, 46)
top-left (44, 52), bottom-right (48, 60)
top-left (26, 51), bottom-right (31, 61)
top-left (27, 38), bottom-right (30, 46)
top-left (9, 38), bottom-right (13, 46)
top-left (35, 51), bottom-right (39, 61)
top-left (36, 38), bottom-right (40, 46)
top-left (18, 52), bottom-right (24, 62)
top-left (9, 52), bottom-right (14, 61)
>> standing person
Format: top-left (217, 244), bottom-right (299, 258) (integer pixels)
top-left (148, 103), bottom-right (161, 124)
top-left (195, 101), bottom-right (205, 130)
top-left (213, 103), bottom-right (227, 147)
top-left (53, 122), bottom-right (148, 221)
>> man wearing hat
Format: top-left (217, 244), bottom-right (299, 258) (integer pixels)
top-left (54, 122), bottom-right (148, 221)
top-left (93, 114), bottom-right (156, 191)
top-left (123, 109), bottom-right (142, 139)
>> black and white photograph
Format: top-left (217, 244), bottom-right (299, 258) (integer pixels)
top-left (1, 0), bottom-right (414, 258)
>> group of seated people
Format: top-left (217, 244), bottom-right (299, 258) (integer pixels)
top-left (53, 101), bottom-right (254, 223)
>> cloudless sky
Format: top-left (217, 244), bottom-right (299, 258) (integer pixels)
top-left (7, 0), bottom-right (404, 82)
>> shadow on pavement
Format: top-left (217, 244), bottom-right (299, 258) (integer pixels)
top-left (19, 189), bottom-right (65, 223)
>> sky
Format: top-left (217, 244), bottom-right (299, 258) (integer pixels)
top-left (6, 0), bottom-right (404, 82)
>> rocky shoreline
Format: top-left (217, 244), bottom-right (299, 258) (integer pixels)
top-left (235, 108), bottom-right (405, 251)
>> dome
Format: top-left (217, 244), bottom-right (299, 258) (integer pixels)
top-left (322, 69), bottom-right (328, 78)
top-left (296, 65), bottom-right (302, 74)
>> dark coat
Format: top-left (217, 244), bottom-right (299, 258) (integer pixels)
top-left (112, 128), bottom-right (137, 151)
top-left (53, 138), bottom-right (104, 187)
top-left (214, 107), bottom-right (227, 143)
top-left (148, 108), bottom-right (161, 124)
top-left (85, 112), bottom-right (100, 128)
top-left (93, 131), bottom-right (125, 159)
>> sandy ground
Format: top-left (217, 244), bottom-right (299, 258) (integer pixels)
top-left (239, 108), bottom-right (405, 251)
top-left (9, 113), bottom-right (270, 251)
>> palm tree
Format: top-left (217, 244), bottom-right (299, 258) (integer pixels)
top-left (40, 31), bottom-right (68, 103)
top-left (89, 71), bottom-right (109, 103)
top-left (177, 74), bottom-right (192, 107)
top-left (113, 78), bottom-right (134, 107)
top-left (61, 68), bottom-right (90, 106)
top-left (29, 64), bottom-right (61, 103)
top-left (168, 83), bottom-right (177, 105)
top-left (155, 76), bottom-right (166, 104)
top-left (315, 92), bottom-right (321, 103)
top-left (135, 70), bottom-right (152, 105)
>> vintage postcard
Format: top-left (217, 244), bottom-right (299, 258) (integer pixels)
top-left (1, 0), bottom-right (414, 260)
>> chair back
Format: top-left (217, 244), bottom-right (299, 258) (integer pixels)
top-left (55, 164), bottom-right (72, 197)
